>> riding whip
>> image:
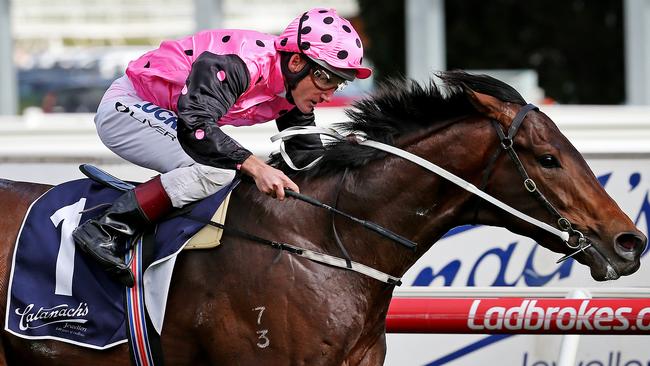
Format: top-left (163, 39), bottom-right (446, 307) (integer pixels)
top-left (284, 189), bottom-right (418, 250)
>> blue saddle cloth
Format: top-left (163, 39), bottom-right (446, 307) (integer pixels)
top-left (5, 178), bottom-right (235, 349)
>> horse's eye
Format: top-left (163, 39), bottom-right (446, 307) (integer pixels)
top-left (537, 154), bottom-right (561, 169)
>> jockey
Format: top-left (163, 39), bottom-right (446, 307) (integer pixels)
top-left (72, 8), bottom-right (372, 287)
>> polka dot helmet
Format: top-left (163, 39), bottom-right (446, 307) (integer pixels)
top-left (275, 8), bottom-right (372, 81)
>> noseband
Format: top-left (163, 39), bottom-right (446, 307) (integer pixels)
top-left (479, 104), bottom-right (590, 263)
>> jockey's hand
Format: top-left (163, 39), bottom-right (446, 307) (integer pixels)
top-left (240, 155), bottom-right (299, 200)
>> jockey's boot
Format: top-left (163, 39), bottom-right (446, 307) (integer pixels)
top-left (72, 176), bottom-right (172, 288)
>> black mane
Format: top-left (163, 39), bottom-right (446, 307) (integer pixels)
top-left (269, 70), bottom-right (526, 176)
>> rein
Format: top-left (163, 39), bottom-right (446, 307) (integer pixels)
top-left (78, 164), bottom-right (404, 286)
top-left (271, 105), bottom-right (592, 264)
top-left (183, 215), bottom-right (402, 285)
top-left (284, 189), bottom-right (417, 250)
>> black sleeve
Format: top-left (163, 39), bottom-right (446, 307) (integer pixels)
top-left (176, 51), bottom-right (252, 169)
top-left (275, 107), bottom-right (325, 167)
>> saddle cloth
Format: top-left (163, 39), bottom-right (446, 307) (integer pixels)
top-left (5, 178), bottom-right (235, 349)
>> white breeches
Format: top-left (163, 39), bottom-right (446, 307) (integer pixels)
top-left (94, 76), bottom-right (235, 208)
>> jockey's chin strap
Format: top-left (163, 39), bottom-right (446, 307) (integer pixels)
top-left (272, 117), bottom-right (588, 264)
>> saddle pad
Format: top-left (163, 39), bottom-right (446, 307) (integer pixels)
top-left (184, 192), bottom-right (232, 250)
top-left (5, 178), bottom-right (236, 349)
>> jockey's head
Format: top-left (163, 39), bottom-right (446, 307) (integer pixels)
top-left (275, 8), bottom-right (372, 112)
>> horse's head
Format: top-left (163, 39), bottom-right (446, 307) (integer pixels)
top-left (271, 71), bottom-right (646, 282)
top-left (455, 77), bottom-right (647, 281)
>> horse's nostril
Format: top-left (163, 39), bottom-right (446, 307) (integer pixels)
top-left (615, 232), bottom-right (645, 253)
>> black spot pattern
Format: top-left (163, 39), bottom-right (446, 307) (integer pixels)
top-left (342, 25), bottom-right (351, 33)
top-left (144, 61), bottom-right (150, 68)
top-left (337, 50), bottom-right (348, 59)
top-left (222, 35), bottom-right (231, 43)
top-left (321, 34), bottom-right (332, 43)
top-left (318, 10), bottom-right (328, 13)
top-left (323, 16), bottom-right (333, 24)
top-left (280, 38), bottom-right (288, 46)
top-left (301, 14), bottom-right (309, 22)
top-left (184, 49), bottom-right (193, 56)
top-left (300, 42), bottom-right (310, 50)
top-left (300, 26), bottom-right (312, 35)
top-left (356, 39), bottom-right (361, 48)
top-left (256, 40), bottom-right (265, 47)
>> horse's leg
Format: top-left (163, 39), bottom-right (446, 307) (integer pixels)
top-left (342, 332), bottom-right (387, 366)
top-left (165, 249), bottom-right (360, 365)
top-left (0, 338), bottom-right (7, 366)
top-left (1, 337), bottom-right (130, 366)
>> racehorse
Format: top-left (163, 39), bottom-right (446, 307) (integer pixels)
top-left (0, 71), bottom-right (646, 365)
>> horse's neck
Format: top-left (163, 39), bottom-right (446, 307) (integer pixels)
top-left (227, 120), bottom-right (490, 290)
top-left (329, 163), bottom-right (463, 275)
top-left (322, 121), bottom-right (495, 277)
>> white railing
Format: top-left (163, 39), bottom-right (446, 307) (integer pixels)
top-left (1, 105), bottom-right (650, 162)
top-left (1, 105), bottom-right (650, 184)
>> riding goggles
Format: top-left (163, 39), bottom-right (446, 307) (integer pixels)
top-left (310, 67), bottom-right (349, 92)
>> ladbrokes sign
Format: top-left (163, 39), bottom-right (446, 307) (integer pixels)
top-left (386, 298), bottom-right (650, 334)
top-left (467, 299), bottom-right (650, 333)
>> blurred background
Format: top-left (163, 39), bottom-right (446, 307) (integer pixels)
top-left (1, 1), bottom-right (650, 365)
top-left (3, 0), bottom-right (649, 177)
top-left (2, 0), bottom-right (649, 115)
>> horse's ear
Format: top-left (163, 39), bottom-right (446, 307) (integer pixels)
top-left (464, 89), bottom-right (516, 125)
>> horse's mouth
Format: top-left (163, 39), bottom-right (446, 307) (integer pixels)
top-left (580, 240), bottom-right (642, 281)
top-left (582, 244), bottom-right (620, 281)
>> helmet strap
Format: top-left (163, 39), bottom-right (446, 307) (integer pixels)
top-left (280, 52), bottom-right (312, 104)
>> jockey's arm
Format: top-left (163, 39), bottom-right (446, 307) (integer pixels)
top-left (176, 51), bottom-right (298, 199)
top-left (177, 51), bottom-right (252, 169)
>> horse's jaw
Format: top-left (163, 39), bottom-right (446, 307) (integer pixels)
top-left (579, 243), bottom-right (643, 281)
top-left (582, 246), bottom-right (622, 281)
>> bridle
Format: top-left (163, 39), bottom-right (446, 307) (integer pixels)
top-left (477, 104), bottom-right (591, 263)
top-left (273, 103), bottom-right (595, 265)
